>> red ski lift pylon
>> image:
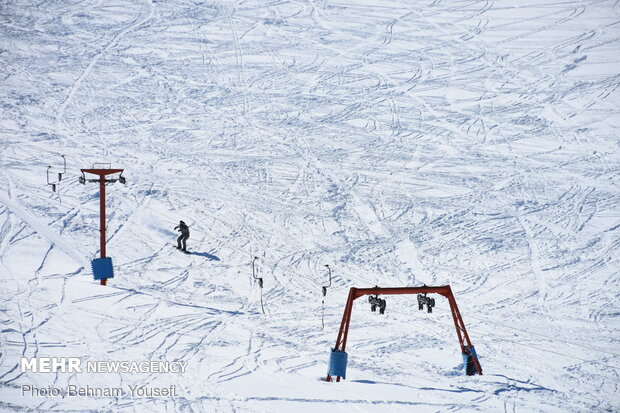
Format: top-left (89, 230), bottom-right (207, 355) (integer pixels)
top-left (326, 285), bottom-right (482, 382)
top-left (80, 165), bottom-right (126, 286)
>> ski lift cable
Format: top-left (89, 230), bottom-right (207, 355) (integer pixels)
top-left (34, 174), bottom-right (619, 342)
top-left (63, 177), bottom-right (605, 334)
top-left (391, 307), bottom-right (620, 370)
top-left (114, 179), bottom-right (420, 295)
top-left (431, 305), bottom-right (620, 358)
top-left (396, 301), bottom-right (620, 361)
top-left (388, 308), bottom-right (620, 371)
top-left (130, 198), bottom-right (615, 343)
top-left (34, 169), bottom-right (323, 300)
top-left (130, 199), bottom-right (324, 297)
top-left (35, 182), bottom-right (118, 215)
top-left (34, 162), bottom-right (620, 345)
top-left (32, 173), bottom-right (619, 345)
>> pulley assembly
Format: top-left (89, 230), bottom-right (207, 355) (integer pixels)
top-left (368, 294), bottom-right (386, 314)
top-left (417, 293), bottom-right (435, 313)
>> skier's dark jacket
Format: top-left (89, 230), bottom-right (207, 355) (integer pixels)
top-left (175, 221), bottom-right (190, 237)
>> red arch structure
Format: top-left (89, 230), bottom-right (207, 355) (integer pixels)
top-left (326, 285), bottom-right (482, 382)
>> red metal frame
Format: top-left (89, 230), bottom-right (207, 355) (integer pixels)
top-left (326, 285), bottom-right (482, 382)
top-left (81, 169), bottom-right (123, 286)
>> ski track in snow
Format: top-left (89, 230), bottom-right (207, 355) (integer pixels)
top-left (0, 0), bottom-right (619, 411)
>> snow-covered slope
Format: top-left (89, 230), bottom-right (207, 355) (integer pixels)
top-left (1, 0), bottom-right (619, 411)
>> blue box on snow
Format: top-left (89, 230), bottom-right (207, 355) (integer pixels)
top-left (462, 346), bottom-right (479, 375)
top-left (92, 257), bottom-right (114, 280)
top-left (328, 349), bottom-right (348, 379)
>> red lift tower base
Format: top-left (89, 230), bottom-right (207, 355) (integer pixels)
top-left (326, 285), bottom-right (482, 382)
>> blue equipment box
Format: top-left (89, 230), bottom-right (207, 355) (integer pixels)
top-left (92, 257), bottom-right (114, 280)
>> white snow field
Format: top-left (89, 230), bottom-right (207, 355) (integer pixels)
top-left (1, 0), bottom-right (619, 411)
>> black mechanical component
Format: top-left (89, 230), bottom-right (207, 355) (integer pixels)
top-left (252, 256), bottom-right (265, 314)
top-left (252, 256), bottom-right (262, 285)
top-left (79, 170), bottom-right (102, 184)
top-left (417, 293), bottom-right (435, 313)
top-left (368, 295), bottom-right (386, 315)
top-left (58, 155), bottom-right (66, 182)
top-left (322, 264), bottom-right (331, 297)
top-left (47, 166), bottom-right (57, 192)
top-left (321, 264), bottom-right (332, 329)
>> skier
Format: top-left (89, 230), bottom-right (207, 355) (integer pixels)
top-left (174, 220), bottom-right (190, 252)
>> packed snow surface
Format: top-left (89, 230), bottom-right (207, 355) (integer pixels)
top-left (1, 0), bottom-right (619, 411)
